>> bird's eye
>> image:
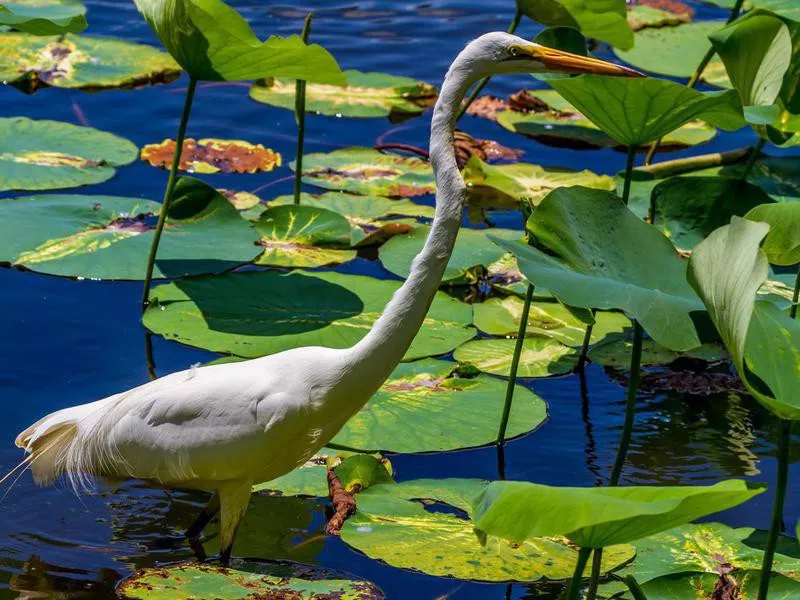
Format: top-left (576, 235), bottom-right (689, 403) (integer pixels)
top-left (508, 46), bottom-right (521, 57)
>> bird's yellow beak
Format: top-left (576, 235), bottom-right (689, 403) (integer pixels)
top-left (520, 44), bottom-right (644, 77)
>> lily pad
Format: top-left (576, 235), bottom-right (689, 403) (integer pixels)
top-left (474, 296), bottom-right (631, 346)
top-left (588, 339), bottom-right (725, 368)
top-left (340, 478), bottom-right (635, 582)
top-left (492, 187), bottom-right (704, 351)
top-left (143, 270), bottom-right (475, 360)
top-left (745, 203), bottom-right (800, 265)
top-left (626, 571), bottom-right (800, 600)
top-left (331, 358), bottom-right (547, 452)
top-left (627, 0), bottom-right (693, 30)
top-left (250, 70), bottom-right (437, 118)
top-left (0, 178), bottom-right (261, 279)
top-left (141, 138), bottom-right (281, 174)
top-left (462, 156), bottom-right (615, 205)
top-left (0, 0), bottom-right (87, 35)
top-left (118, 559), bottom-right (383, 599)
top-left (0, 33), bottom-right (180, 91)
top-left (379, 226), bottom-right (520, 284)
top-left (253, 204), bottom-right (355, 268)
top-left (453, 338), bottom-right (579, 377)
top-left (0, 117), bottom-right (137, 191)
top-left (295, 147), bottom-right (435, 197)
top-left (517, 0), bottom-right (634, 50)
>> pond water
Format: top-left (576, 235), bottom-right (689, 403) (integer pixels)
top-left (1, 0), bottom-right (798, 598)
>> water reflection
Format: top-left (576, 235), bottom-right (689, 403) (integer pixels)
top-left (9, 555), bottom-right (120, 600)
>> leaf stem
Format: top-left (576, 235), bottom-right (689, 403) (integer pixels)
top-left (791, 267), bottom-right (800, 320)
top-left (141, 76), bottom-right (198, 311)
top-left (293, 13), bottom-right (313, 206)
top-left (622, 146), bottom-right (636, 205)
top-left (634, 146), bottom-right (751, 178)
top-left (565, 547), bottom-right (592, 600)
top-left (757, 419), bottom-right (792, 600)
top-left (624, 575), bottom-right (649, 600)
top-left (576, 316), bottom-right (594, 371)
top-left (740, 137), bottom-right (766, 182)
top-left (456, 9), bottom-right (522, 121)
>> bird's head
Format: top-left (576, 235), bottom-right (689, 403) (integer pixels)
top-left (457, 32), bottom-right (643, 79)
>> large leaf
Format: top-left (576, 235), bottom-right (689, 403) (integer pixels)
top-left (132, 0), bottom-right (344, 84)
top-left (0, 33), bottom-right (179, 91)
top-left (250, 70), bottom-right (436, 118)
top-left (0, 0), bottom-right (86, 35)
top-left (472, 479), bottom-right (764, 548)
top-left (517, 0), bottom-right (634, 50)
top-left (453, 337), bottom-right (579, 377)
top-left (492, 187), bottom-right (704, 350)
top-left (0, 117), bottom-right (137, 191)
top-left (144, 270), bottom-right (475, 360)
top-left (745, 203), bottom-right (800, 265)
top-left (547, 75), bottom-right (744, 146)
top-left (331, 359), bottom-right (547, 453)
top-left (296, 147), bottom-right (435, 197)
top-left (0, 178), bottom-right (261, 279)
top-left (341, 479), bottom-right (635, 582)
top-left (118, 559), bottom-right (383, 599)
top-left (688, 217), bottom-right (800, 419)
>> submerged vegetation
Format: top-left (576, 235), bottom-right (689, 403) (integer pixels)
top-left (1, 0), bottom-right (800, 598)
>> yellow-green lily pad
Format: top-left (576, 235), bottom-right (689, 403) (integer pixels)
top-left (588, 339), bottom-right (726, 369)
top-left (0, 0), bottom-right (87, 35)
top-left (454, 337), bottom-right (579, 377)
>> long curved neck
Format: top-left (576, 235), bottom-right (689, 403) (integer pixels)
top-left (341, 61), bottom-right (476, 396)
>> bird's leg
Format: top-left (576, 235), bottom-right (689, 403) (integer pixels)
top-left (186, 491), bottom-right (220, 539)
top-left (216, 481), bottom-right (252, 566)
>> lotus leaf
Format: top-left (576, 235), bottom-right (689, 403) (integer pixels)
top-left (492, 187), bottom-right (704, 351)
top-left (472, 479), bottom-right (765, 548)
top-left (132, 0), bottom-right (344, 84)
top-left (250, 70), bottom-right (436, 118)
top-left (0, 0), bottom-right (86, 35)
top-left (588, 339), bottom-right (725, 368)
top-left (547, 75), bottom-right (745, 146)
top-left (745, 203), bottom-right (800, 265)
top-left (0, 178), bottom-right (261, 279)
top-left (453, 337), bottom-right (579, 377)
top-left (295, 147), bottom-right (435, 197)
top-left (0, 117), bottom-right (137, 191)
top-left (701, 0), bottom-right (799, 17)
top-left (379, 226), bottom-right (520, 283)
top-left (141, 138), bottom-right (281, 174)
top-left (118, 559), bottom-right (383, 599)
top-left (340, 479), bottom-right (635, 582)
top-left (607, 571), bottom-right (800, 599)
top-left (627, 0), bottom-right (693, 30)
top-left (143, 270), bottom-right (475, 360)
top-left (517, 0), bottom-right (634, 50)
top-left (0, 33), bottom-right (179, 91)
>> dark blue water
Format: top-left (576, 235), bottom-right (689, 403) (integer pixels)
top-left (1, 1), bottom-right (799, 598)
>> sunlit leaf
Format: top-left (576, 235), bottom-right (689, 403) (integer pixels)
top-left (517, 0), bottom-right (634, 50)
top-left (617, 571), bottom-right (800, 600)
top-left (745, 202), bottom-right (800, 265)
top-left (454, 337), bottom-right (579, 377)
top-left (0, 0), bottom-right (86, 35)
top-left (141, 138), bottom-right (281, 174)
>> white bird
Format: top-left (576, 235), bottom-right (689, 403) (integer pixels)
top-left (12, 33), bottom-right (640, 564)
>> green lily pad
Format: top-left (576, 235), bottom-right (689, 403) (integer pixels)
top-left (118, 559), bottom-right (383, 599)
top-left (0, 33), bottom-right (180, 91)
top-left (331, 359), bottom-right (547, 452)
top-left (517, 0), bottom-right (634, 50)
top-left (0, 117), bottom-right (137, 191)
top-left (453, 338), bottom-right (579, 377)
top-left (253, 204), bottom-right (356, 268)
top-left (627, 0), bottom-right (693, 30)
top-left (633, 571), bottom-right (800, 599)
top-left (588, 339), bottom-right (725, 368)
top-left (250, 70), bottom-right (436, 118)
top-left (463, 155), bottom-right (615, 206)
top-left (492, 187), bottom-right (704, 351)
top-left (0, 0), bottom-right (87, 35)
top-left (341, 478), bottom-right (636, 582)
top-left (296, 147), bottom-right (435, 197)
top-left (485, 253), bottom-right (539, 296)
top-left (745, 203), bottom-right (800, 265)
top-left (613, 21), bottom-right (731, 88)
top-left (0, 178), bottom-right (261, 279)
top-left (379, 226), bottom-right (520, 284)
top-left (144, 270), bottom-right (475, 360)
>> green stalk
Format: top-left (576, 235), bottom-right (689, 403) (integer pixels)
top-left (576, 315), bottom-right (595, 371)
top-left (293, 13), bottom-right (313, 205)
top-left (791, 267), bottom-right (800, 320)
top-left (740, 137), bottom-right (767, 182)
top-left (757, 419), bottom-right (792, 600)
top-left (497, 283), bottom-right (535, 445)
top-left (141, 77), bottom-right (198, 310)
top-left (456, 9), bottom-right (522, 121)
top-left (565, 547), bottom-right (592, 600)
top-left (636, 146), bottom-right (750, 178)
top-left (621, 146), bottom-right (636, 206)
top-left (624, 575), bottom-right (649, 600)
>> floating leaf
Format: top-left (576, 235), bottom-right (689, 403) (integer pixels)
top-left (454, 338), bottom-right (579, 377)
top-left (745, 203), bottom-right (800, 265)
top-left (0, 33), bottom-right (179, 91)
top-left (144, 270), bottom-right (475, 360)
top-left (132, 0), bottom-right (344, 84)
top-left (296, 147), bottom-right (435, 197)
top-left (379, 226), bottom-right (520, 284)
top-left (517, 0), bottom-right (634, 50)
top-left (0, 178), bottom-right (261, 279)
top-left (626, 571), bottom-right (800, 600)
top-left (0, 0), bottom-right (87, 35)
top-left (341, 479), bottom-right (635, 582)
top-left (141, 138), bottom-right (281, 174)
top-left (485, 253), bottom-right (537, 296)
top-left (331, 359), bottom-right (547, 453)
top-left (118, 559), bottom-right (383, 599)
top-left (473, 479), bottom-right (764, 548)
top-left (219, 188), bottom-right (261, 210)
top-left (588, 339), bottom-right (725, 368)
top-left (333, 454), bottom-right (394, 493)
top-left (0, 117), bottom-right (137, 191)
top-left (627, 0), bottom-right (693, 30)
top-left (493, 187), bottom-right (704, 350)
top-left (250, 70), bottom-right (436, 118)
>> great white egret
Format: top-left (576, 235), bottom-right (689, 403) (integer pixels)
top-left (12, 33), bottom-right (641, 564)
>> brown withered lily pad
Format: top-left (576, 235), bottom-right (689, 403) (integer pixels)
top-left (141, 138), bottom-right (282, 174)
top-left (627, 0), bottom-right (694, 31)
top-left (465, 95), bottom-right (511, 120)
top-left (453, 130), bottom-right (522, 169)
